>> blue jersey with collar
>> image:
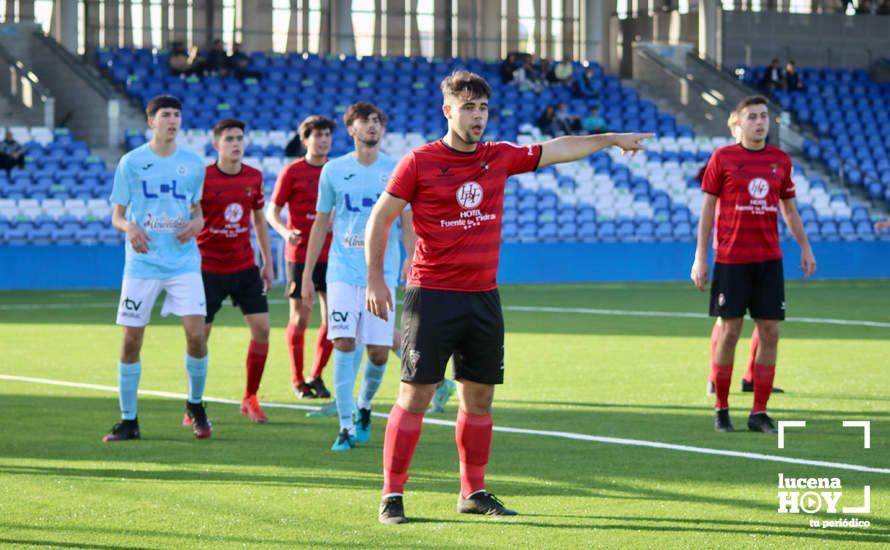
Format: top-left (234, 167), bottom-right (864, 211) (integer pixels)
top-left (316, 152), bottom-right (402, 288)
top-left (110, 143), bottom-right (206, 278)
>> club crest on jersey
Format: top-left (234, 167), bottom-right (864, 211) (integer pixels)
top-left (379, 173), bottom-right (390, 184)
top-left (224, 203), bottom-right (244, 223)
top-left (245, 186), bottom-right (252, 198)
top-left (748, 178), bottom-right (769, 199)
top-left (456, 181), bottom-right (483, 209)
top-left (770, 163), bottom-right (778, 175)
top-left (176, 164), bottom-right (188, 176)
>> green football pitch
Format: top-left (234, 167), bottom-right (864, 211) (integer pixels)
top-left (0, 281), bottom-right (888, 548)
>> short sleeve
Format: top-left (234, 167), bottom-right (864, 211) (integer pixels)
top-left (109, 156), bottom-right (131, 206)
top-left (701, 150), bottom-right (723, 196)
top-left (316, 165), bottom-right (335, 213)
top-left (495, 142), bottom-right (541, 176)
top-left (385, 152), bottom-right (418, 202)
top-left (271, 165), bottom-right (291, 207)
top-left (252, 174), bottom-right (265, 210)
top-left (190, 162), bottom-right (205, 204)
top-left (780, 156), bottom-right (796, 199)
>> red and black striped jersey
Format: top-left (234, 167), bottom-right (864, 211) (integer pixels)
top-left (702, 144), bottom-right (796, 264)
top-left (387, 140), bottom-right (541, 291)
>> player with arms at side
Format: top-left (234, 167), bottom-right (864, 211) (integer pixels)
top-left (197, 118), bottom-right (274, 423)
top-left (267, 116), bottom-right (337, 399)
top-left (103, 95), bottom-right (212, 442)
top-left (705, 111), bottom-right (784, 396)
top-left (364, 70), bottom-right (652, 523)
top-left (692, 95), bottom-right (816, 434)
top-left (301, 102), bottom-right (415, 451)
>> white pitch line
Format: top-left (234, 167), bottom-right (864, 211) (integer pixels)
top-left (1, 300), bottom-right (888, 328)
top-left (2, 374), bottom-right (888, 475)
top-left (502, 305), bottom-right (890, 329)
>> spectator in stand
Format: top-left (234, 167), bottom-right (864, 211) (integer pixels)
top-left (205, 39), bottom-right (230, 76)
top-left (187, 46), bottom-right (207, 76)
top-left (513, 57), bottom-right (544, 92)
top-left (536, 105), bottom-right (559, 136)
top-left (581, 106), bottom-right (608, 135)
top-left (168, 41), bottom-right (191, 76)
top-left (552, 56), bottom-right (574, 86)
top-left (761, 58), bottom-right (784, 93)
top-left (0, 130), bottom-right (25, 174)
top-left (784, 61), bottom-right (805, 92)
top-left (500, 53), bottom-right (518, 84)
top-left (229, 43), bottom-right (262, 80)
top-left (555, 102), bottom-right (580, 134)
top-left (573, 67), bottom-right (600, 99)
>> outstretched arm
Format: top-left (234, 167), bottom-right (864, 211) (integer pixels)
top-left (537, 132), bottom-right (654, 168)
top-left (365, 192), bottom-right (408, 321)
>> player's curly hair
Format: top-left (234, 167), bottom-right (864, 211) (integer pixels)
top-left (440, 70), bottom-right (491, 100)
top-left (343, 102), bottom-right (388, 128)
top-left (298, 115), bottom-right (337, 140)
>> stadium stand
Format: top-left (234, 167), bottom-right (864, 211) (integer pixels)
top-left (736, 64), bottom-right (890, 240)
top-left (4, 52), bottom-right (885, 246)
top-left (0, 125), bottom-right (121, 245)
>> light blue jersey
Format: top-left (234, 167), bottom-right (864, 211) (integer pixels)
top-left (110, 143), bottom-right (206, 279)
top-left (317, 152), bottom-right (402, 288)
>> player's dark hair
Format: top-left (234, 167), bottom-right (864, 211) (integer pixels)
top-left (298, 115), bottom-right (337, 140)
top-left (146, 95), bottom-right (182, 117)
top-left (440, 70), bottom-right (491, 101)
top-left (343, 102), bottom-right (388, 128)
top-left (735, 95), bottom-right (768, 115)
top-left (212, 118), bottom-right (246, 139)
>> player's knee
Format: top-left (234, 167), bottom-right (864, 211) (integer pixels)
top-left (719, 320), bottom-right (743, 343)
top-left (397, 383), bottom-right (436, 414)
top-left (367, 347), bottom-right (389, 365)
top-left (757, 322), bottom-right (780, 345)
top-left (184, 328), bottom-right (206, 353)
top-left (121, 331), bottom-right (143, 358)
top-left (333, 338), bottom-right (356, 352)
top-left (250, 323), bottom-right (270, 343)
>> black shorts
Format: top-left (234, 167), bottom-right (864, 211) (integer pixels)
top-left (400, 286), bottom-right (505, 385)
top-left (285, 261), bottom-right (327, 298)
top-left (202, 266), bottom-right (269, 323)
top-left (710, 259), bottom-right (785, 320)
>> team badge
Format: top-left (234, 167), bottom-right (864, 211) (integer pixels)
top-left (456, 181), bottom-right (483, 209)
top-left (379, 173), bottom-right (390, 184)
top-left (408, 350), bottom-right (421, 369)
top-left (245, 186), bottom-right (252, 198)
top-left (770, 163), bottom-right (778, 175)
top-left (480, 162), bottom-right (489, 172)
top-left (176, 164), bottom-right (188, 176)
top-left (748, 178), bottom-right (769, 199)
top-left (718, 293), bottom-right (726, 307)
top-left (224, 203), bottom-right (244, 223)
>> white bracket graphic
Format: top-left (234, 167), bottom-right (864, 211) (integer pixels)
top-left (842, 486), bottom-right (871, 514)
top-left (777, 420), bottom-right (806, 449)
top-left (842, 421), bottom-right (871, 449)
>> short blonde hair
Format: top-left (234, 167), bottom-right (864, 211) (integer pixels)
top-left (727, 111), bottom-right (741, 142)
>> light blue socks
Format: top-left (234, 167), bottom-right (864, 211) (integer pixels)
top-left (118, 361), bottom-right (141, 420)
top-left (185, 354), bottom-right (208, 404)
